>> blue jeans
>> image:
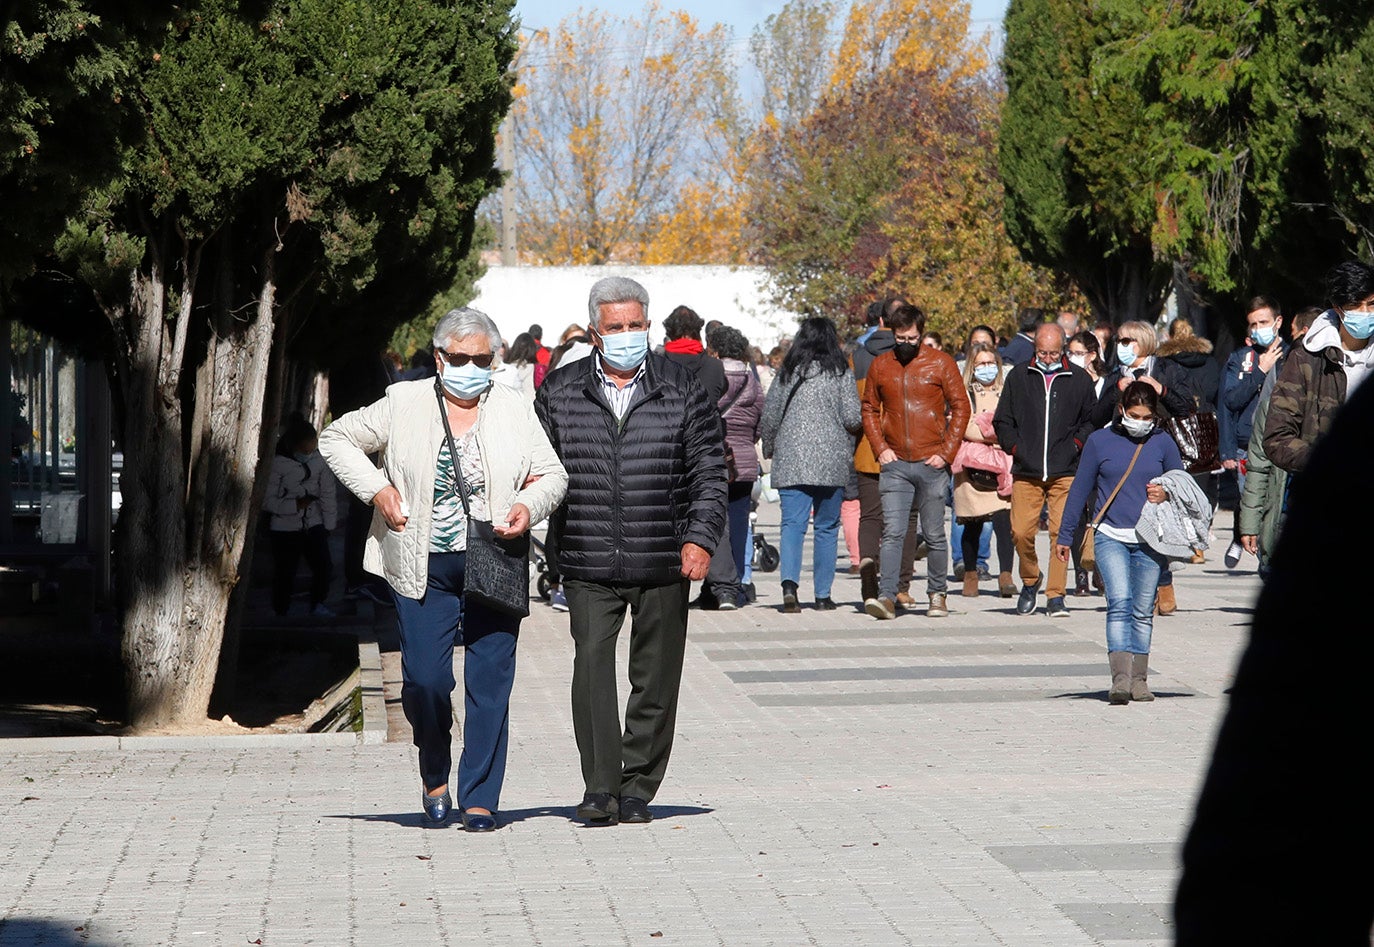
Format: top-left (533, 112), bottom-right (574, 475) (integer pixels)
top-left (779, 485), bottom-right (844, 599)
top-left (393, 552), bottom-right (520, 810)
top-left (950, 517), bottom-right (992, 569)
top-left (1094, 533), bottom-right (1168, 654)
top-left (879, 460), bottom-right (951, 598)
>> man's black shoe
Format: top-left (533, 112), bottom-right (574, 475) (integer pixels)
top-left (1016, 578), bottom-right (1042, 616)
top-left (619, 796), bottom-right (652, 824)
top-left (689, 591), bottom-right (719, 610)
top-left (576, 792), bottom-right (619, 823)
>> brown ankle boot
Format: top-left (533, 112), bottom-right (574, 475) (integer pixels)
top-left (962, 570), bottom-right (980, 597)
top-left (998, 572), bottom-right (1016, 598)
top-left (1130, 653), bottom-right (1154, 701)
top-left (1157, 585), bottom-right (1176, 615)
top-left (1107, 651), bottom-right (1132, 704)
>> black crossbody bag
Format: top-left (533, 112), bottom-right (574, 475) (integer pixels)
top-left (435, 382), bottom-right (531, 618)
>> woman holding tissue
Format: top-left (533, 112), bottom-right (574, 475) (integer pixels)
top-left (320, 308), bottom-right (567, 831)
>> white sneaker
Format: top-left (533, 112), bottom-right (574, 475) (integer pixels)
top-left (1224, 542), bottom-right (1243, 569)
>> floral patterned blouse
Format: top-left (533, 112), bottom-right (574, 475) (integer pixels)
top-left (429, 429), bottom-right (486, 553)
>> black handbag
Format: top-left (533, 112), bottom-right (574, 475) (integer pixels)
top-left (436, 383), bottom-right (531, 618)
top-left (965, 468), bottom-right (1000, 491)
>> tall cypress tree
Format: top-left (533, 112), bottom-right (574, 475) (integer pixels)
top-left (999, 0), bottom-right (1172, 326)
top-left (5, 0), bottom-right (514, 728)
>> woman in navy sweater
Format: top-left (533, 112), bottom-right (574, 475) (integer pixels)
top-left (1055, 382), bottom-right (1183, 704)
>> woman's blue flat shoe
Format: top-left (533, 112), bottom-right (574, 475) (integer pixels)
top-left (421, 790), bottom-right (452, 827)
top-left (460, 809), bottom-right (498, 832)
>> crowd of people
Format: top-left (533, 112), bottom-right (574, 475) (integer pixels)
top-left (282, 261), bottom-right (1371, 830)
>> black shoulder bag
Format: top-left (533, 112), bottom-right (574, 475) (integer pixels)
top-left (435, 382), bottom-right (531, 618)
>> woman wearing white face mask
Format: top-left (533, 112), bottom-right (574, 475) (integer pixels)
top-left (951, 343), bottom-right (1016, 598)
top-left (319, 308), bottom-right (568, 831)
top-left (1055, 381), bottom-right (1184, 704)
top-left (1066, 330), bottom-right (1111, 594)
top-left (1068, 330), bottom-right (1110, 415)
top-left (1107, 321), bottom-right (1195, 614)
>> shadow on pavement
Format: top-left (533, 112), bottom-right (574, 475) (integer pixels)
top-left (329, 804), bottom-right (714, 828)
top-left (0, 918), bottom-right (116, 946)
top-left (1048, 690), bottom-right (1199, 701)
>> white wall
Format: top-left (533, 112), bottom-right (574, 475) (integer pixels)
top-left (468, 265), bottom-right (800, 351)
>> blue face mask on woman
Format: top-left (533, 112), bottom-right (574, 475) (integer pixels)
top-left (441, 361), bottom-right (493, 399)
top-left (973, 364), bottom-right (999, 385)
top-left (1117, 342), bottom-right (1138, 367)
top-left (1342, 310), bottom-right (1374, 341)
top-left (598, 329), bottom-right (650, 371)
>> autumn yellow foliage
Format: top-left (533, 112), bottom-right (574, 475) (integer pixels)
top-left (748, 0), bottom-right (1079, 340)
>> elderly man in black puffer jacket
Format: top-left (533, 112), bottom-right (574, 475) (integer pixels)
top-left (535, 275), bottom-right (727, 826)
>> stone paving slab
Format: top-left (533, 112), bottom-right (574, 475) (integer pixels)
top-left (0, 511), bottom-right (1259, 946)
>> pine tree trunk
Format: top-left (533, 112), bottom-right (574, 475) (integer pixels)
top-left (1079, 245), bottom-right (1171, 327)
top-left (118, 232), bottom-right (279, 731)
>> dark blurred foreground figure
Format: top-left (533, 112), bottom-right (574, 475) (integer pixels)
top-left (1174, 377), bottom-right (1374, 944)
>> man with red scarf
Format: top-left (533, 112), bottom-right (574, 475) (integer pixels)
top-left (662, 305), bottom-right (727, 401)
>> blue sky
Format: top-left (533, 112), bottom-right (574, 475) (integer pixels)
top-left (512, 0), bottom-right (1009, 46)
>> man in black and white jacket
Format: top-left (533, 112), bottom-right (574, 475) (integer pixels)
top-left (992, 323), bottom-right (1098, 619)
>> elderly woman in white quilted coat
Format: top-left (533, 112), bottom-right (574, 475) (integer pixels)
top-left (320, 308), bottom-right (567, 831)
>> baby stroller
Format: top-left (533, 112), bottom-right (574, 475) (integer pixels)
top-left (532, 531), bottom-right (552, 599)
top-left (751, 505), bottom-right (780, 573)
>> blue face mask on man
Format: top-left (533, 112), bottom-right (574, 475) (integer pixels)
top-left (1342, 310), bottom-right (1374, 341)
top-left (1251, 324), bottom-right (1277, 347)
top-left (597, 328), bottom-right (650, 371)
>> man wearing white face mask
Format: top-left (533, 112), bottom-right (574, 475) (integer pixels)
top-left (1217, 297), bottom-right (1287, 568)
top-left (1264, 260), bottom-right (1374, 475)
top-left (535, 275), bottom-right (727, 826)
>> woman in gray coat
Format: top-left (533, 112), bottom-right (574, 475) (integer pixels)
top-left (760, 318), bottom-right (863, 611)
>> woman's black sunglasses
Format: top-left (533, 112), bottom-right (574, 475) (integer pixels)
top-left (436, 349), bottom-right (495, 368)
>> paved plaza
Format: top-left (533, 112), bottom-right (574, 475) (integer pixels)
top-left (0, 508), bottom-right (1260, 946)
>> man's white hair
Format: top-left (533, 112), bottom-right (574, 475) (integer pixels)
top-left (587, 276), bottom-right (649, 328)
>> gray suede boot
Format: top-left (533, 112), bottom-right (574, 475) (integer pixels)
top-left (1130, 653), bottom-right (1154, 702)
top-left (1108, 651), bottom-right (1132, 705)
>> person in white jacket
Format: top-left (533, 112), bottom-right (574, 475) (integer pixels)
top-left (264, 416), bottom-right (338, 618)
top-left (319, 308), bottom-right (568, 832)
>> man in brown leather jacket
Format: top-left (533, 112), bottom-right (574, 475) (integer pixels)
top-left (860, 304), bottom-right (971, 619)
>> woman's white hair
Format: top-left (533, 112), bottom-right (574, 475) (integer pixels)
top-left (432, 307), bottom-right (502, 362)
